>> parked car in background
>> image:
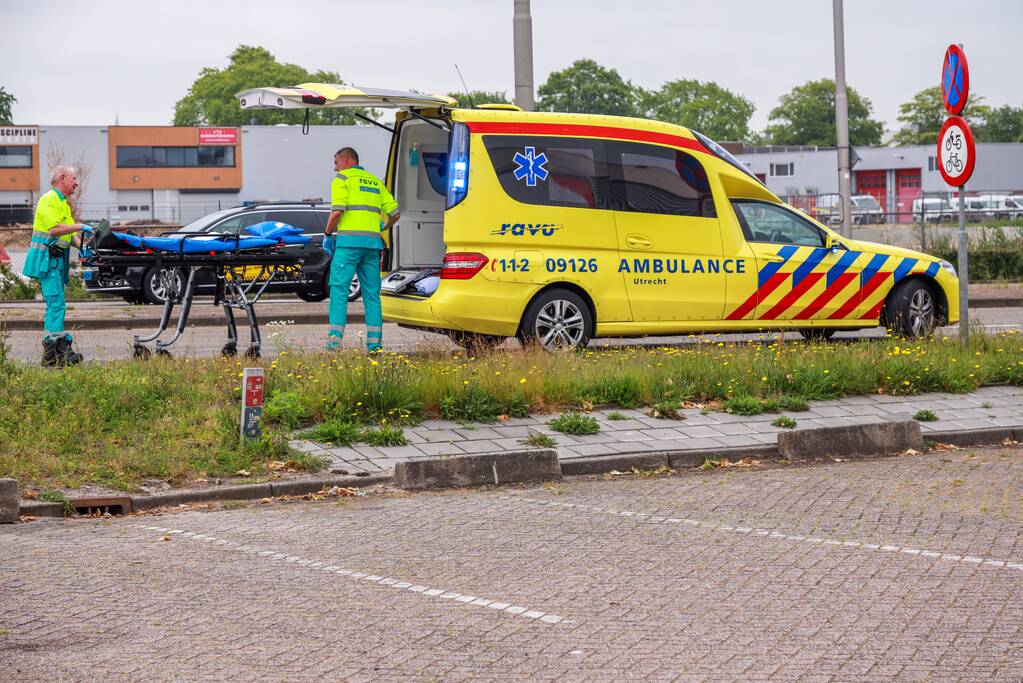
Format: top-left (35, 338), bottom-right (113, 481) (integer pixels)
top-left (949, 195), bottom-right (999, 220)
top-left (911, 197), bottom-right (954, 222)
top-left (82, 202), bottom-right (361, 304)
top-left (813, 193), bottom-right (886, 225)
top-left (976, 194), bottom-right (1023, 219)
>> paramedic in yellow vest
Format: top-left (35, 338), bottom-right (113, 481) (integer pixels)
top-left (22, 165), bottom-right (91, 366)
top-left (323, 147), bottom-right (399, 352)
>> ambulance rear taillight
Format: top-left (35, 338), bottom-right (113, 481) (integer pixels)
top-left (441, 252), bottom-right (488, 279)
top-left (446, 122), bottom-right (470, 209)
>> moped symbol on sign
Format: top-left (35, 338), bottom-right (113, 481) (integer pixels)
top-left (937, 116), bottom-right (975, 188)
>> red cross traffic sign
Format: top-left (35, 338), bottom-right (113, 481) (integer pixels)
top-left (937, 116), bottom-right (975, 187)
top-left (942, 44), bottom-right (970, 115)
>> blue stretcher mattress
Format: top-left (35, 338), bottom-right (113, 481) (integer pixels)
top-left (112, 220), bottom-right (310, 253)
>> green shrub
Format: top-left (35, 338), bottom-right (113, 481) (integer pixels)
top-left (521, 432), bottom-right (557, 448)
top-left (578, 375), bottom-right (643, 408)
top-left (263, 390), bottom-right (312, 430)
top-left (549, 412), bottom-right (600, 435)
top-left (723, 395), bottom-right (767, 416)
top-left (606, 411), bottom-right (628, 420)
top-left (0, 264), bottom-right (39, 300)
top-left (362, 425), bottom-right (408, 447)
top-left (648, 399), bottom-right (683, 420)
top-left (440, 386), bottom-right (502, 423)
top-left (930, 229), bottom-right (1023, 281)
top-left (772, 416), bottom-right (797, 429)
top-left (777, 396), bottom-right (809, 412)
top-left (913, 409), bottom-right (939, 422)
top-left (301, 419), bottom-right (361, 446)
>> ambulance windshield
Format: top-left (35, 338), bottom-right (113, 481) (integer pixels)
top-left (691, 130), bottom-right (764, 186)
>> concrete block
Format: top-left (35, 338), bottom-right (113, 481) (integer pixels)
top-left (777, 421), bottom-right (924, 461)
top-left (560, 452), bottom-right (669, 476)
top-left (1, 478), bottom-right (18, 523)
top-left (394, 449), bottom-right (560, 491)
top-left (17, 500), bottom-right (64, 518)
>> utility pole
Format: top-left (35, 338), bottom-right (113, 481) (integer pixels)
top-left (513, 0), bottom-right (535, 111)
top-left (832, 0), bottom-right (853, 238)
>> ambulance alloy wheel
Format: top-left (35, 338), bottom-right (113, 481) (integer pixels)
top-left (519, 288), bottom-right (593, 351)
top-left (885, 279), bottom-right (937, 339)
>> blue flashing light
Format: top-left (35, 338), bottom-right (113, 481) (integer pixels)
top-left (446, 122), bottom-right (470, 209)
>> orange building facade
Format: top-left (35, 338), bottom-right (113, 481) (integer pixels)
top-left (108, 126), bottom-right (242, 191)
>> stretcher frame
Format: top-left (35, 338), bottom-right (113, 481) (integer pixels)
top-left (83, 233), bottom-right (306, 359)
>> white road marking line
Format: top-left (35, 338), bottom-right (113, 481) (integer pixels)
top-left (508, 497), bottom-right (1023, 574)
top-left (138, 525), bottom-right (565, 624)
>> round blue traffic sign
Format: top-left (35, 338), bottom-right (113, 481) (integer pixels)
top-left (942, 44), bottom-right (969, 115)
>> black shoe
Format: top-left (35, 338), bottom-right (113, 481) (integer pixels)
top-left (42, 338), bottom-right (60, 367)
top-left (55, 337), bottom-right (83, 366)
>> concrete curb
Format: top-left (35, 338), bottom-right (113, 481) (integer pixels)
top-left (926, 427), bottom-right (1022, 447)
top-left (972, 298), bottom-right (1023, 308)
top-left (131, 474), bottom-right (389, 511)
top-left (559, 445), bottom-right (779, 476)
top-left (395, 449), bottom-right (561, 491)
top-left (778, 421), bottom-right (925, 461)
top-left (2, 312), bottom-right (360, 332)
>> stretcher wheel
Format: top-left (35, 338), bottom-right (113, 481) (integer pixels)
top-left (155, 349), bottom-right (172, 358)
top-left (221, 343), bottom-right (238, 357)
top-left (244, 347), bottom-right (261, 359)
top-left (133, 345), bottom-right (151, 360)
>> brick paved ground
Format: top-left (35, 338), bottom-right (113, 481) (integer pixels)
top-left (2, 446), bottom-right (1022, 681)
top-left (294, 385), bottom-right (1023, 476)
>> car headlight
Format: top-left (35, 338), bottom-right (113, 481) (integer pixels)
top-left (939, 260), bottom-right (957, 278)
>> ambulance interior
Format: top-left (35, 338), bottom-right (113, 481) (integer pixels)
top-left (387, 119), bottom-right (450, 292)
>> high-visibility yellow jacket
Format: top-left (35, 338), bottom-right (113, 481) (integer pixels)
top-left (330, 165), bottom-right (398, 249)
top-left (23, 189), bottom-right (73, 281)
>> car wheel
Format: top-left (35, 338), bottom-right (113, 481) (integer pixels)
top-left (296, 289), bottom-right (328, 303)
top-left (447, 331), bottom-right (505, 353)
top-left (518, 288), bottom-right (592, 351)
top-left (798, 328), bottom-right (836, 342)
top-left (142, 267), bottom-right (184, 305)
top-left (885, 279), bottom-right (937, 339)
top-left (348, 276), bottom-right (361, 302)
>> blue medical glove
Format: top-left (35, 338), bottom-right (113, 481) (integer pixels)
top-left (322, 234), bottom-right (335, 257)
top-left (80, 224), bottom-right (94, 234)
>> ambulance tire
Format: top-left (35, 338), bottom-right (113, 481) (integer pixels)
top-left (447, 331), bottom-right (505, 354)
top-left (518, 288), bottom-right (593, 351)
top-left (885, 279), bottom-right (937, 339)
top-left (798, 328), bottom-right (836, 342)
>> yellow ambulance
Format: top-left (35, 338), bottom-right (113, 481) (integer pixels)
top-left (237, 84), bottom-right (959, 350)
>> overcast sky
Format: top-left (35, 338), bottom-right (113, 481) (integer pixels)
top-left (5, 0), bottom-right (1021, 136)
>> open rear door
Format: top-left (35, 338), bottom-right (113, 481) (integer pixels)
top-left (236, 83), bottom-right (457, 110)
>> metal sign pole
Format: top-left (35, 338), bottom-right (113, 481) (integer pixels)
top-left (957, 185), bottom-right (969, 342)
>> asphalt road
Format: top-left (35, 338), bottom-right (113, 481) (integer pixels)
top-left (2, 446), bottom-right (1021, 680)
top-left (3, 306), bottom-right (1021, 361)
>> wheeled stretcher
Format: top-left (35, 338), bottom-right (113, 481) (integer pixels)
top-left (82, 222), bottom-right (310, 358)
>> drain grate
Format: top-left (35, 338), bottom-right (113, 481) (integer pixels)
top-left (71, 496), bottom-right (132, 516)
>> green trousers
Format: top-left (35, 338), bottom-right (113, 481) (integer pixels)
top-left (328, 246), bottom-right (382, 351)
top-left (39, 267), bottom-right (71, 342)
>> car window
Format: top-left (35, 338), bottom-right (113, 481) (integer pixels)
top-left (607, 140), bottom-right (715, 218)
top-left (210, 211), bottom-right (267, 234)
top-left (732, 201), bottom-right (825, 247)
top-left (483, 135), bottom-right (608, 209)
top-left (266, 210), bottom-right (327, 234)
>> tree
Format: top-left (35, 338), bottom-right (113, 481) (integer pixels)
top-left (979, 104), bottom-right (1023, 142)
top-left (0, 87), bottom-right (15, 125)
top-left (173, 46), bottom-right (377, 126)
top-left (892, 86), bottom-right (988, 145)
top-left (537, 59), bottom-right (640, 117)
top-left (445, 90), bottom-right (511, 108)
top-left (639, 79), bottom-right (755, 141)
top-left (765, 79), bottom-right (883, 147)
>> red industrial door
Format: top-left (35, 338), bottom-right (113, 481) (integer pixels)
top-left (855, 170), bottom-right (887, 221)
top-left (895, 169), bottom-right (922, 223)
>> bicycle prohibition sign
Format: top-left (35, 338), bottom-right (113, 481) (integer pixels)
top-left (937, 115), bottom-right (975, 187)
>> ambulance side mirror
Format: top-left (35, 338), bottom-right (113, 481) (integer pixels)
top-left (825, 233), bottom-right (841, 252)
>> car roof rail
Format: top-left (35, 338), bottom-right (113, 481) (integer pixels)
top-left (242, 200), bottom-right (327, 209)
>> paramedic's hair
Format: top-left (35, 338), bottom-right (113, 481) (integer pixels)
top-left (335, 147), bottom-right (359, 164)
top-left (49, 165), bottom-right (75, 185)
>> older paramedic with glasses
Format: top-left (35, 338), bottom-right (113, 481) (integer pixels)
top-left (22, 165), bottom-right (92, 366)
top-left (322, 147), bottom-right (399, 352)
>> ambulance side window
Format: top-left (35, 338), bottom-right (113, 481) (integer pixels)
top-left (482, 136), bottom-right (608, 209)
top-left (607, 141), bottom-right (716, 218)
top-left (732, 201), bottom-right (825, 247)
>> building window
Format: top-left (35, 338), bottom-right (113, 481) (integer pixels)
top-left (116, 145), bottom-right (235, 168)
top-left (607, 140), bottom-right (715, 218)
top-left (769, 162), bottom-right (794, 177)
top-left (0, 146), bottom-right (32, 168)
top-left (927, 156), bottom-right (937, 172)
top-left (483, 135), bottom-right (608, 209)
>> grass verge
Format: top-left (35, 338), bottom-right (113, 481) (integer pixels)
top-left (2, 333), bottom-right (1021, 490)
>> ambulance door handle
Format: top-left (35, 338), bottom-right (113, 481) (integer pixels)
top-left (763, 254), bottom-right (785, 263)
top-left (626, 235), bottom-right (652, 249)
